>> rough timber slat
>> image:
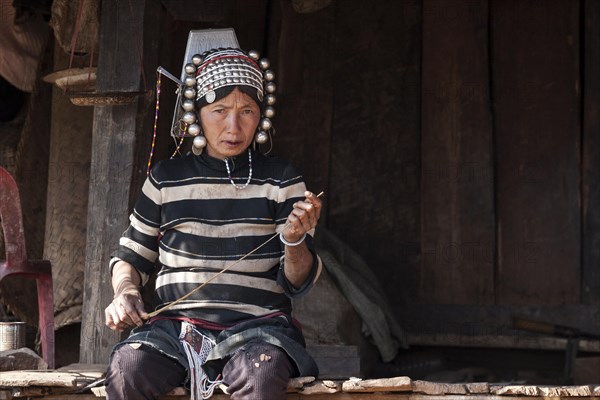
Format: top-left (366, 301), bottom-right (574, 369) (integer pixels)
top-left (412, 381), bottom-right (467, 395)
top-left (1, 365), bottom-right (599, 399)
top-left (300, 380), bottom-right (342, 395)
top-left (16, 394), bottom-right (600, 400)
top-left (342, 377), bottom-right (412, 393)
top-left (0, 370), bottom-right (101, 388)
top-left (466, 383), bottom-right (490, 394)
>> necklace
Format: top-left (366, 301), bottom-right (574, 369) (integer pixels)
top-left (224, 150), bottom-right (252, 189)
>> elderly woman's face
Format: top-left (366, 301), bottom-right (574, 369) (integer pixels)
top-left (199, 88), bottom-right (260, 160)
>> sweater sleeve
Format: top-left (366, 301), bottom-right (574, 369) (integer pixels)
top-left (275, 163), bottom-right (322, 298)
top-left (109, 166), bottom-right (162, 285)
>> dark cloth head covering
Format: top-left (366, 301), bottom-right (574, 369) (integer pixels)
top-left (195, 84), bottom-right (261, 110)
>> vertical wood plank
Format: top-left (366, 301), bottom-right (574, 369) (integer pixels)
top-left (582, 0), bottom-right (600, 305)
top-left (80, 0), bottom-right (159, 364)
top-left (420, 0), bottom-right (495, 304)
top-left (273, 0), bottom-right (334, 207)
top-left (44, 46), bottom-right (93, 332)
top-left (328, 0), bottom-right (421, 306)
top-left (227, 0), bottom-right (268, 52)
top-left (491, 0), bottom-right (581, 305)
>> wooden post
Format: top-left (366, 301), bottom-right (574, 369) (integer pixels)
top-left (80, 0), bottom-right (160, 364)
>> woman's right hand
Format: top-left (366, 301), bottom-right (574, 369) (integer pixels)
top-left (105, 261), bottom-right (148, 332)
top-left (105, 289), bottom-right (148, 332)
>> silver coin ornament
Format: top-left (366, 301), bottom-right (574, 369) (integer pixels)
top-left (193, 135), bottom-right (207, 149)
top-left (255, 131), bottom-right (269, 144)
top-left (187, 123), bottom-right (201, 136)
top-left (248, 50), bottom-right (260, 60)
top-left (205, 90), bottom-right (216, 103)
top-left (182, 111), bottom-right (196, 125)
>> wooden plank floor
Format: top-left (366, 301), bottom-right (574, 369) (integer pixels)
top-left (1, 365), bottom-right (599, 399)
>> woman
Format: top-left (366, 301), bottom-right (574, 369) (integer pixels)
top-left (104, 48), bottom-right (322, 399)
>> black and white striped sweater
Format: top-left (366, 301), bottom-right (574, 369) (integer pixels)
top-left (110, 149), bottom-right (321, 325)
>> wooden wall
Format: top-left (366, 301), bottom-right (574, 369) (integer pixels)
top-left (157, 0), bottom-right (598, 329)
top-left (78, 0), bottom-right (600, 361)
top-left (266, 0), bottom-right (599, 330)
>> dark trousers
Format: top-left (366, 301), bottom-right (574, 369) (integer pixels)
top-left (105, 339), bottom-right (294, 400)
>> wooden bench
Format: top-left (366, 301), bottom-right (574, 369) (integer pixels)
top-left (1, 364), bottom-right (599, 399)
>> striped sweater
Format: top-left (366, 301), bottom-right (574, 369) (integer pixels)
top-left (110, 149), bottom-right (321, 325)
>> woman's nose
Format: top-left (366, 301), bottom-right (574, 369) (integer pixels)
top-left (225, 113), bottom-right (241, 133)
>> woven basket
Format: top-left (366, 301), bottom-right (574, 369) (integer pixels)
top-left (68, 91), bottom-right (153, 106)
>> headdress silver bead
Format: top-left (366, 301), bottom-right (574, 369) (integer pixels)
top-left (258, 58), bottom-right (270, 70)
top-left (260, 118), bottom-right (272, 131)
top-left (191, 54), bottom-right (203, 66)
top-left (264, 70), bottom-right (275, 81)
top-left (248, 50), bottom-right (260, 60)
top-left (184, 63), bottom-right (196, 75)
top-left (265, 82), bottom-right (276, 94)
top-left (184, 76), bottom-right (196, 87)
top-left (182, 111), bottom-right (196, 125)
top-left (255, 131), bottom-right (269, 144)
top-left (265, 94), bottom-right (276, 105)
top-left (193, 135), bottom-right (207, 149)
top-left (264, 106), bottom-right (275, 119)
top-left (182, 99), bottom-right (195, 112)
top-left (187, 123), bottom-right (201, 136)
top-left (183, 87), bottom-right (196, 99)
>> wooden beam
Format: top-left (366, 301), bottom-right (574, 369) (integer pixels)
top-left (80, 0), bottom-right (161, 364)
top-left (406, 333), bottom-right (600, 353)
top-left (397, 304), bottom-right (600, 344)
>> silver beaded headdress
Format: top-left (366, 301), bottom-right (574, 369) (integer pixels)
top-left (175, 47), bottom-right (277, 155)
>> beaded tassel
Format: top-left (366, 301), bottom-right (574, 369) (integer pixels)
top-left (171, 136), bottom-right (185, 159)
top-left (146, 71), bottom-right (161, 176)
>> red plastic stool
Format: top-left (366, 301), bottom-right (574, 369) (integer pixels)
top-left (0, 167), bottom-right (54, 369)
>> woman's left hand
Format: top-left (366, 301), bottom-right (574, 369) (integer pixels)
top-left (283, 191), bottom-right (322, 243)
